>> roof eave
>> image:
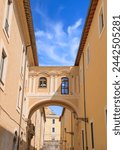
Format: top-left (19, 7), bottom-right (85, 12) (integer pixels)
top-left (23, 0), bottom-right (38, 66)
top-left (74, 0), bottom-right (98, 66)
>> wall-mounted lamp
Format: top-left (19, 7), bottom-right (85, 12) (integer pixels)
top-left (72, 112), bottom-right (88, 123)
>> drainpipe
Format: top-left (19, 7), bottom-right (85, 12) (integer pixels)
top-left (82, 52), bottom-right (88, 150)
top-left (17, 45), bottom-right (31, 150)
top-left (71, 112), bottom-right (73, 149)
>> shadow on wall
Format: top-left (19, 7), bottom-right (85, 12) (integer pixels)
top-left (0, 125), bottom-right (36, 150)
top-left (28, 66), bottom-right (80, 150)
top-left (28, 66), bottom-right (80, 119)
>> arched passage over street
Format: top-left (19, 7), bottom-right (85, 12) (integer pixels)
top-left (27, 99), bottom-right (79, 120)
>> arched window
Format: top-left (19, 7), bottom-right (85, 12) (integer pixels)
top-left (39, 77), bottom-right (47, 88)
top-left (61, 77), bottom-right (69, 94)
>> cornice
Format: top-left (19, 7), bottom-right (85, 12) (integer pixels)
top-left (29, 69), bottom-right (75, 77)
top-left (23, 0), bottom-right (38, 66)
top-left (75, 0), bottom-right (98, 66)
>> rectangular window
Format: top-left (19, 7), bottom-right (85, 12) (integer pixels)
top-left (105, 108), bottom-right (107, 125)
top-left (0, 49), bottom-right (7, 83)
top-left (17, 86), bottom-right (22, 109)
top-left (22, 98), bottom-right (26, 117)
top-left (4, 0), bottom-right (12, 36)
top-left (21, 48), bottom-right (25, 75)
top-left (82, 130), bottom-right (84, 150)
top-left (61, 77), bottom-right (69, 95)
top-left (86, 47), bottom-right (90, 65)
top-left (99, 7), bottom-right (104, 34)
top-left (90, 122), bottom-right (95, 149)
top-left (52, 127), bottom-right (55, 133)
top-left (52, 119), bottom-right (55, 124)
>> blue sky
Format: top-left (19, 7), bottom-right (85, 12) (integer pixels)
top-left (30, 0), bottom-right (90, 115)
top-left (30, 0), bottom-right (90, 66)
top-left (49, 106), bottom-right (63, 116)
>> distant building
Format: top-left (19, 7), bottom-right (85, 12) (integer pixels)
top-left (43, 107), bottom-right (60, 150)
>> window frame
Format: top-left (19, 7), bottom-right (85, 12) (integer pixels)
top-left (17, 86), bottom-right (22, 110)
top-left (90, 122), bottom-right (95, 149)
top-left (86, 46), bottom-right (90, 65)
top-left (0, 49), bottom-right (7, 83)
top-left (98, 4), bottom-right (105, 37)
top-left (0, 46), bottom-right (8, 89)
top-left (39, 77), bottom-right (47, 88)
top-left (82, 129), bottom-right (85, 150)
top-left (0, 40), bottom-right (8, 91)
top-left (20, 46), bottom-right (25, 77)
top-left (52, 119), bottom-right (55, 124)
top-left (3, 0), bottom-right (13, 40)
top-left (61, 77), bottom-right (69, 95)
top-left (52, 127), bottom-right (55, 133)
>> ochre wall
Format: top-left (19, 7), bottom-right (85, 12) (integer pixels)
top-left (78, 0), bottom-right (107, 149)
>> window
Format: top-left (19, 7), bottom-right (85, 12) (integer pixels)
top-left (52, 119), bottom-right (55, 124)
top-left (86, 47), bottom-right (90, 65)
top-left (82, 130), bottom-right (84, 150)
top-left (52, 127), bottom-right (55, 133)
top-left (105, 108), bottom-right (107, 125)
top-left (12, 131), bottom-right (18, 149)
top-left (39, 77), bottom-right (47, 88)
top-left (61, 77), bottom-right (69, 94)
top-left (90, 122), bottom-right (95, 149)
top-left (4, 0), bottom-right (12, 36)
top-left (17, 86), bottom-right (22, 109)
top-left (99, 7), bottom-right (104, 34)
top-left (0, 49), bottom-right (7, 83)
top-left (21, 47), bottom-right (25, 75)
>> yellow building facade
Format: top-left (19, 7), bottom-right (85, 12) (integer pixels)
top-left (75, 0), bottom-right (107, 149)
top-left (0, 0), bottom-right (107, 150)
top-left (43, 107), bottom-right (60, 149)
top-left (0, 0), bottom-right (39, 149)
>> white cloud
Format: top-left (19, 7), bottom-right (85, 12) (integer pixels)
top-left (35, 31), bottom-right (53, 40)
top-left (67, 18), bottom-right (82, 36)
top-left (35, 17), bottom-right (83, 66)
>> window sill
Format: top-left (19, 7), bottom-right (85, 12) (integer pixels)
top-left (38, 86), bottom-right (47, 88)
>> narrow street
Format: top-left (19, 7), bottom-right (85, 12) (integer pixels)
top-left (0, 0), bottom-right (107, 150)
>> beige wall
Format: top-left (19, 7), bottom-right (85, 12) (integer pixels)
top-left (0, 0), bottom-right (37, 149)
top-left (60, 108), bottom-right (78, 150)
top-left (78, 0), bottom-right (107, 149)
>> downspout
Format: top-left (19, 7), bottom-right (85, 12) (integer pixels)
top-left (82, 52), bottom-right (88, 150)
top-left (71, 112), bottom-right (73, 149)
top-left (17, 45), bottom-right (31, 150)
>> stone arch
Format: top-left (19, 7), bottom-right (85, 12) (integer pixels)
top-left (26, 99), bottom-right (79, 119)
